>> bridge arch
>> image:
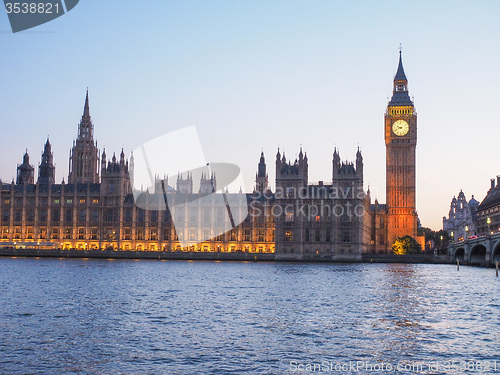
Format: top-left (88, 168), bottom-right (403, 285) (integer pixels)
top-left (469, 243), bottom-right (487, 265)
top-left (492, 241), bottom-right (500, 264)
top-left (454, 247), bottom-right (465, 262)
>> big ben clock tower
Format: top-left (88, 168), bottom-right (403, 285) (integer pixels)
top-left (385, 50), bottom-right (417, 246)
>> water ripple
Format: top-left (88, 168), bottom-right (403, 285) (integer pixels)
top-left (0, 259), bottom-right (498, 374)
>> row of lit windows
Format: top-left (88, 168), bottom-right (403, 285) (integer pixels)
top-left (1, 197), bottom-right (101, 206)
top-left (0, 226), bottom-right (274, 242)
top-left (388, 107), bottom-right (413, 116)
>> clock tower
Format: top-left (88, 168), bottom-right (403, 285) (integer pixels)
top-left (385, 51), bottom-right (417, 246)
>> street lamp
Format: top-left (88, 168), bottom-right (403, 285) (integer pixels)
top-left (487, 217), bottom-right (491, 235)
top-left (465, 225), bottom-right (469, 240)
top-left (451, 231), bottom-right (454, 242)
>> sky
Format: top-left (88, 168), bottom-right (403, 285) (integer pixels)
top-left (1, 1), bottom-right (499, 230)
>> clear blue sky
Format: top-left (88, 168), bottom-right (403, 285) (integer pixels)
top-left (1, 1), bottom-right (499, 230)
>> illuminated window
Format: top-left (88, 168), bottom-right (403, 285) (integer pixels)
top-left (91, 228), bottom-right (98, 240)
top-left (150, 228), bottom-right (158, 240)
top-left (285, 230), bottom-right (293, 242)
top-left (137, 229), bottom-right (144, 240)
top-left (123, 228), bottom-right (131, 240)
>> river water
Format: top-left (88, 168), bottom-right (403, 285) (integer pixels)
top-left (0, 258), bottom-right (498, 374)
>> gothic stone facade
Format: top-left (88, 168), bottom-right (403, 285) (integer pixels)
top-left (0, 92), bottom-right (275, 252)
top-left (272, 148), bottom-right (370, 260)
top-left (0, 53), bottom-right (417, 254)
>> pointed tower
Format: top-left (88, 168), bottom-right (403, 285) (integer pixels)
top-left (101, 149), bottom-right (107, 174)
top-left (17, 150), bottom-right (34, 184)
top-left (199, 172), bottom-right (216, 194)
top-left (385, 49), bottom-right (418, 247)
top-left (255, 151), bottom-right (269, 194)
top-left (332, 147), bottom-right (340, 179)
top-left (176, 172), bottom-right (193, 193)
top-left (120, 148), bottom-right (125, 165)
top-left (68, 89), bottom-right (100, 184)
top-left (38, 138), bottom-right (55, 184)
top-left (275, 147), bottom-right (308, 194)
top-left (129, 151), bottom-right (134, 187)
top-left (356, 147), bottom-right (363, 183)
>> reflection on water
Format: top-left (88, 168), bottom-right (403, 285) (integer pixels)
top-left (0, 259), bottom-right (498, 374)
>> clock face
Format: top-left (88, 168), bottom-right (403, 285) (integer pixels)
top-left (392, 119), bottom-right (409, 136)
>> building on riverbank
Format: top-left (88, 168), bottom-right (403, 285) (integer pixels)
top-left (0, 53), bottom-right (421, 256)
top-left (443, 190), bottom-right (478, 241)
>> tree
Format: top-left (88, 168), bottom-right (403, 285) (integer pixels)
top-left (392, 235), bottom-right (422, 255)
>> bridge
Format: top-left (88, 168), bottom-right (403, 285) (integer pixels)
top-left (448, 233), bottom-right (500, 266)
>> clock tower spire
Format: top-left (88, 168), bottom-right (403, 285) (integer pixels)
top-left (385, 50), bottom-right (418, 248)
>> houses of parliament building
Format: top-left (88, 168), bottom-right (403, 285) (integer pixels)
top-left (0, 53), bottom-right (419, 258)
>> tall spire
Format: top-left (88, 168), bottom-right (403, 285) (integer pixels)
top-left (394, 48), bottom-right (407, 82)
top-left (83, 88), bottom-right (90, 118)
top-left (77, 88), bottom-right (94, 142)
top-left (256, 151), bottom-right (268, 193)
top-left (257, 151), bottom-right (266, 178)
top-left (69, 89), bottom-right (100, 184)
top-left (388, 49), bottom-right (413, 107)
